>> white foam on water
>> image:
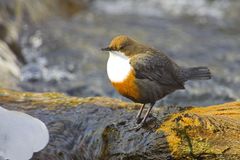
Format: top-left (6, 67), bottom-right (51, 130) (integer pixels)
top-left (93, 0), bottom-right (229, 20)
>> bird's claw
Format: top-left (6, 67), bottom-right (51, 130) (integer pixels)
top-left (127, 123), bottom-right (144, 132)
top-left (136, 117), bottom-right (143, 124)
top-left (132, 123), bottom-right (144, 131)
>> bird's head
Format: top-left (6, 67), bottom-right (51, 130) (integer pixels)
top-left (101, 35), bottom-right (145, 57)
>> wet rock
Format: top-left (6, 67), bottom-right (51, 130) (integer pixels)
top-left (0, 88), bottom-right (239, 159)
top-left (0, 10), bottom-right (25, 89)
top-left (0, 21), bottom-right (25, 64)
top-left (0, 40), bottom-right (21, 89)
top-left (0, 0), bottom-right (92, 23)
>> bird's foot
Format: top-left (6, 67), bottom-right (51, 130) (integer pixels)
top-left (136, 117), bottom-right (143, 124)
top-left (133, 123), bottom-right (144, 131)
top-left (136, 113), bottom-right (153, 123)
top-left (127, 122), bottom-right (144, 131)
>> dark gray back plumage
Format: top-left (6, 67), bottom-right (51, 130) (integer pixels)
top-left (130, 50), bottom-right (185, 89)
top-left (129, 48), bottom-right (211, 103)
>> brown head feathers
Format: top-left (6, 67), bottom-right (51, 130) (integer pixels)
top-left (102, 35), bottom-right (153, 57)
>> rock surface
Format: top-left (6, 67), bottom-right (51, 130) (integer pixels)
top-left (0, 88), bottom-right (239, 159)
top-left (0, 40), bottom-right (21, 89)
top-left (159, 101), bottom-right (240, 159)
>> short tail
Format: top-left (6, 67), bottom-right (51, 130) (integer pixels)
top-left (182, 66), bottom-right (211, 81)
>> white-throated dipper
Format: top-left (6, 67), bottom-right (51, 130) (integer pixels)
top-left (102, 35), bottom-right (211, 129)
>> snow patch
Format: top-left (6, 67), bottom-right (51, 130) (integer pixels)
top-left (0, 106), bottom-right (49, 160)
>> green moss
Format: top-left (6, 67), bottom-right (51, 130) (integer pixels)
top-left (0, 88), bottom-right (140, 111)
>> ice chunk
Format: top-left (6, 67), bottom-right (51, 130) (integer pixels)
top-left (0, 106), bottom-right (49, 160)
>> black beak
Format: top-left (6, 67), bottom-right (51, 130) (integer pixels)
top-left (101, 47), bottom-right (111, 51)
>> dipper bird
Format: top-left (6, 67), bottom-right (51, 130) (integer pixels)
top-left (102, 35), bottom-right (211, 129)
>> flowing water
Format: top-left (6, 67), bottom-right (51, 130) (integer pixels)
top-left (19, 0), bottom-right (240, 106)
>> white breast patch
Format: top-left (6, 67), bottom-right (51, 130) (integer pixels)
top-left (107, 51), bottom-right (131, 83)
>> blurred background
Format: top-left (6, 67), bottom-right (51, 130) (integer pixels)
top-left (0, 0), bottom-right (240, 106)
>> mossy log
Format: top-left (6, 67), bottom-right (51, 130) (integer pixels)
top-left (0, 88), bottom-right (239, 160)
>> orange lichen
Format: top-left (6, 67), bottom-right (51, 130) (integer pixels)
top-left (158, 101), bottom-right (240, 159)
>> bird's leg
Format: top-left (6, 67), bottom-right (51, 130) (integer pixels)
top-left (140, 102), bottom-right (155, 125)
top-left (136, 104), bottom-right (145, 124)
top-left (134, 102), bottom-right (155, 130)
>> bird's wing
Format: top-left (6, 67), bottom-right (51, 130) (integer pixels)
top-left (130, 52), bottom-right (184, 87)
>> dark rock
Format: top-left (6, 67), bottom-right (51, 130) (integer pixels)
top-left (0, 88), bottom-right (174, 159)
top-left (0, 22), bottom-right (25, 64)
top-left (0, 40), bottom-right (20, 89)
top-left (0, 88), bottom-right (239, 159)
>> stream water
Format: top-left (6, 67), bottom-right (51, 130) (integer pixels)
top-left (19, 0), bottom-right (240, 106)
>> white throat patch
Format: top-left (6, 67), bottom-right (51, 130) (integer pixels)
top-left (107, 51), bottom-right (131, 83)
